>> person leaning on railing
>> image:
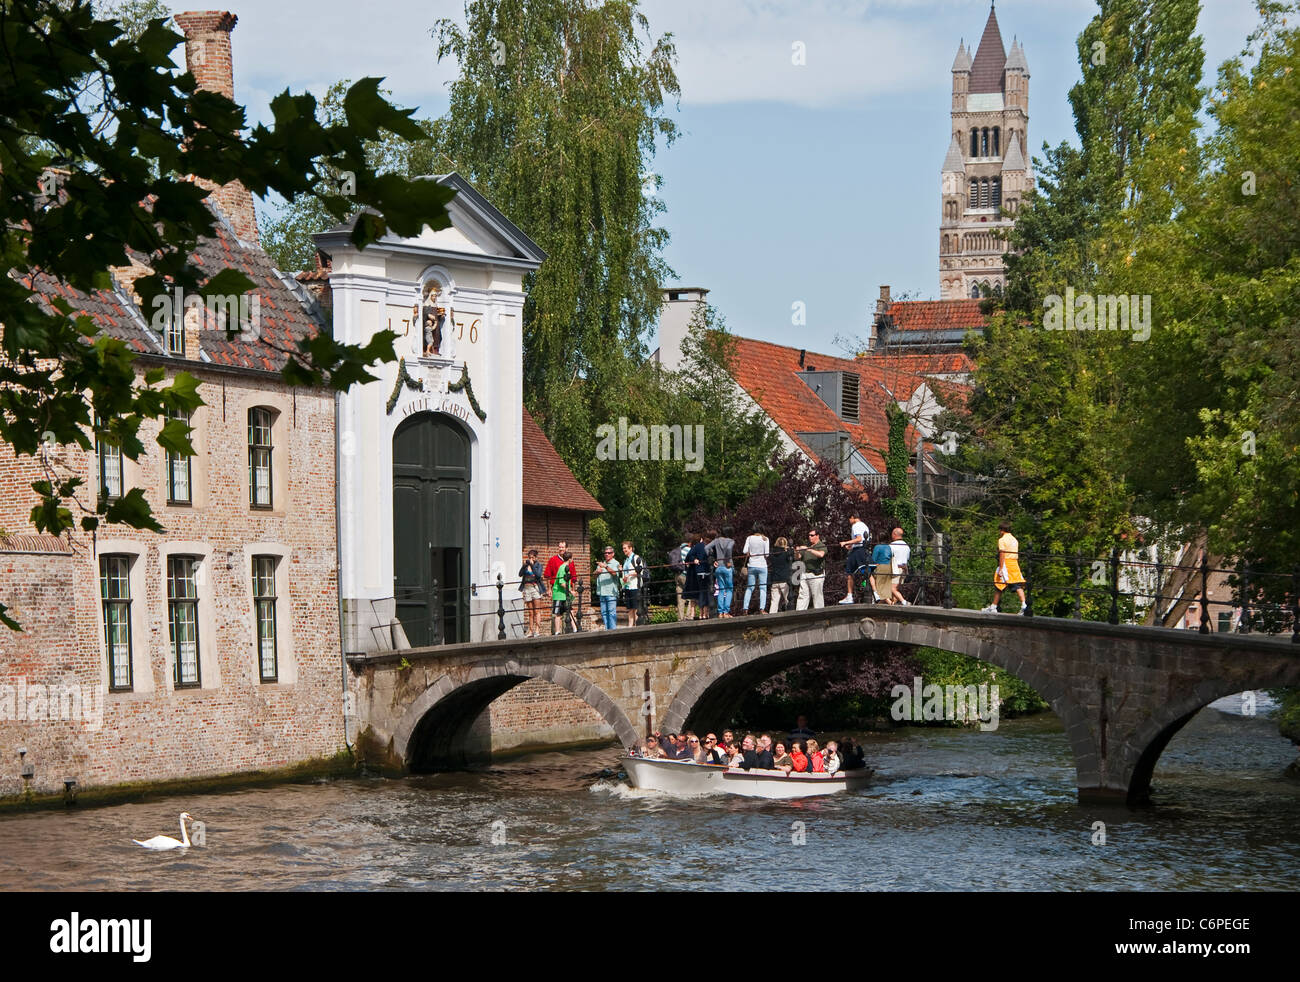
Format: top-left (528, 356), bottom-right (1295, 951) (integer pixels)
top-left (518, 549), bottom-right (546, 637)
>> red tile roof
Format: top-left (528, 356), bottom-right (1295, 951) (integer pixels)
top-left (727, 335), bottom-right (946, 473)
top-left (522, 408), bottom-right (604, 513)
top-left (885, 298), bottom-right (987, 333)
top-left (20, 205), bottom-right (324, 374)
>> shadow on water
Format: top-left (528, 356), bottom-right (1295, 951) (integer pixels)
top-left (0, 697), bottom-right (1295, 891)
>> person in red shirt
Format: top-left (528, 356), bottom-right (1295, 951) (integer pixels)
top-left (806, 738), bottom-right (825, 773)
top-left (543, 540), bottom-right (567, 592)
top-left (789, 742), bottom-right (809, 773)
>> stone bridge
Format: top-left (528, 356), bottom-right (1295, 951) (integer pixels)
top-left (345, 605), bottom-right (1299, 805)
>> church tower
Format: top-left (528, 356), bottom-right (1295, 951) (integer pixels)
top-left (939, 2), bottom-right (1031, 299)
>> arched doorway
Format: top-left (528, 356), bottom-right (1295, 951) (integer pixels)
top-left (392, 413), bottom-right (471, 645)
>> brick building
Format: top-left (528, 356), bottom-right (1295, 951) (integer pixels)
top-left (0, 11), bottom-right (343, 798)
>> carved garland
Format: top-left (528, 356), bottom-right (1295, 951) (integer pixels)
top-left (447, 365), bottom-right (487, 422)
top-left (385, 357), bottom-right (424, 415)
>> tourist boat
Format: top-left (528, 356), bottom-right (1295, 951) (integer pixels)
top-left (622, 755), bottom-right (873, 799)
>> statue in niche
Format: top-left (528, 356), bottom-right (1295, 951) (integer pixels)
top-left (412, 281), bottom-right (451, 358)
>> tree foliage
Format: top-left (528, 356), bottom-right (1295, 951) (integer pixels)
top-left (430, 0), bottom-right (679, 513)
top-left (0, 1), bottom-right (453, 626)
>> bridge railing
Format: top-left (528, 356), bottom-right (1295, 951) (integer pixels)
top-left (916, 543), bottom-right (1298, 642)
top-left (368, 549), bottom-right (1298, 647)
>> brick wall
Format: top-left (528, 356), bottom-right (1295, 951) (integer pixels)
top-left (0, 365), bottom-right (342, 797)
top-left (486, 678), bottom-right (611, 751)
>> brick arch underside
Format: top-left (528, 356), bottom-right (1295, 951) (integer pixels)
top-left (661, 623), bottom-right (1091, 783)
top-left (395, 665), bottom-right (639, 771)
top-left (1122, 662), bottom-right (1300, 806)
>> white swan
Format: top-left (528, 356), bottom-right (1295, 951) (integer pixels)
top-left (133, 812), bottom-right (192, 851)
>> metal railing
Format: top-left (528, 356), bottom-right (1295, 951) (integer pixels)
top-left (364, 547), bottom-right (1299, 647)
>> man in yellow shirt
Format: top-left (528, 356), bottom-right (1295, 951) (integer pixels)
top-left (983, 522), bottom-right (1027, 614)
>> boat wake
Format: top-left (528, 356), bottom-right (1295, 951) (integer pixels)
top-left (589, 778), bottom-right (672, 799)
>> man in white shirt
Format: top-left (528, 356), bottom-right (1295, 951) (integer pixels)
top-left (888, 526), bottom-right (911, 606)
top-left (621, 540), bottom-right (642, 627)
top-left (741, 525), bottom-right (769, 613)
top-left (838, 512), bottom-right (869, 604)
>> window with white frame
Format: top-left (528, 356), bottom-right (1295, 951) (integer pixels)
top-left (97, 435), bottom-right (122, 501)
top-left (248, 407), bottom-right (274, 508)
top-left (166, 408), bottom-right (192, 504)
top-left (100, 554), bottom-right (133, 691)
top-left (253, 555), bottom-right (278, 682)
top-left (168, 556), bottom-right (201, 688)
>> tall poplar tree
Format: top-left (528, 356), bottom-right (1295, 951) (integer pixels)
top-left (430, 0), bottom-right (680, 490)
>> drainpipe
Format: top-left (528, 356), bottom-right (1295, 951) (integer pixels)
top-left (336, 389), bottom-right (352, 753)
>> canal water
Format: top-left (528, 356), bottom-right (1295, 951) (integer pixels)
top-left (1, 696), bottom-right (1296, 891)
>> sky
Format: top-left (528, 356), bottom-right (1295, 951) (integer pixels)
top-left (211, 0), bottom-right (1266, 358)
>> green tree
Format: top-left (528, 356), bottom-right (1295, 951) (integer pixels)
top-left (260, 80), bottom-right (438, 272)
top-left (657, 305), bottom-right (781, 545)
top-left (0, 1), bottom-right (453, 626)
top-left (430, 0), bottom-right (679, 494)
top-left (944, 0), bottom-right (1205, 566)
top-left (1109, 2), bottom-right (1300, 574)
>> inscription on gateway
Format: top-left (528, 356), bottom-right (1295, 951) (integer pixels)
top-left (398, 394), bottom-right (474, 426)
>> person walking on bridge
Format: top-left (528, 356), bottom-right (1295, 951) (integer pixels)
top-left (596, 546), bottom-right (622, 631)
top-left (983, 522), bottom-right (1028, 614)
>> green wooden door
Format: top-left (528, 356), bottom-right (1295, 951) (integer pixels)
top-left (393, 414), bottom-right (471, 645)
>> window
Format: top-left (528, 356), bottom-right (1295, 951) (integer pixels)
top-left (163, 305), bottom-right (183, 356)
top-left (979, 179), bottom-right (990, 208)
top-left (249, 408), bottom-right (274, 508)
top-left (993, 178), bottom-right (1002, 209)
top-left (168, 556), bottom-right (201, 688)
top-left (981, 128), bottom-right (989, 156)
top-left (970, 283), bottom-right (981, 299)
top-left (969, 179), bottom-right (978, 208)
top-left (97, 436), bottom-right (122, 501)
top-left (993, 127), bottom-right (1000, 156)
top-left (253, 556), bottom-right (278, 682)
top-left (166, 409), bottom-right (192, 505)
top-left (100, 555), bottom-right (132, 691)
top-left (993, 283), bottom-right (1004, 298)
top-left (970, 129), bottom-right (978, 157)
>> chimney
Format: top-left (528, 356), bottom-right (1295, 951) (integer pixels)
top-left (174, 11), bottom-right (260, 245)
top-left (875, 285), bottom-right (892, 320)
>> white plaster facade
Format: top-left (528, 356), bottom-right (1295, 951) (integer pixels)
top-left (316, 174), bottom-right (545, 651)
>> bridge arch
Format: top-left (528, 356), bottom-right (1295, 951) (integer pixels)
top-left (1123, 665), bottom-right (1300, 805)
top-left (392, 661), bottom-right (640, 771)
top-left (659, 615), bottom-right (1096, 785)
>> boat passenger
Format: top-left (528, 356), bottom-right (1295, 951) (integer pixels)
top-left (806, 739), bottom-right (825, 773)
top-left (754, 734), bottom-right (775, 770)
top-left (839, 737), bottom-right (865, 770)
top-left (823, 741), bottom-right (841, 775)
top-left (674, 734), bottom-right (695, 761)
top-left (772, 743), bottom-right (793, 772)
top-left (684, 732), bottom-right (707, 763)
top-left (721, 729), bottom-right (736, 749)
top-left (789, 742), bottom-right (809, 773)
top-left (703, 734), bottom-right (727, 765)
top-left (639, 735), bottom-right (666, 758)
top-left (789, 715), bottom-right (816, 744)
top-left (728, 744), bottom-right (746, 767)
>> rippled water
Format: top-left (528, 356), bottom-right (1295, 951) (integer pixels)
top-left (1, 697), bottom-right (1296, 891)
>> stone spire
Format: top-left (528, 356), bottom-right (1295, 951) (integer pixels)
top-left (951, 41), bottom-right (972, 73)
top-left (1005, 37), bottom-right (1029, 74)
top-left (1003, 131), bottom-right (1026, 171)
top-left (942, 135), bottom-right (966, 173)
top-left (968, 3), bottom-right (1007, 93)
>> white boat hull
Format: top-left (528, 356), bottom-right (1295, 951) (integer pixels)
top-left (622, 756), bottom-right (872, 799)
